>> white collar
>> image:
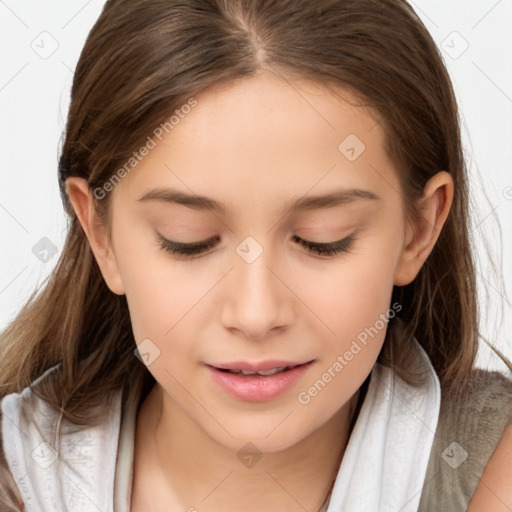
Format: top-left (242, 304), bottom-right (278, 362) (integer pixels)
top-left (325, 338), bottom-right (441, 511)
top-left (1, 367), bottom-right (122, 511)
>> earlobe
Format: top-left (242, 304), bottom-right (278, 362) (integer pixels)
top-left (393, 171), bottom-right (454, 287)
top-left (65, 177), bottom-right (125, 295)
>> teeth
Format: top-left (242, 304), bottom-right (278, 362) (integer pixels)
top-left (256, 367), bottom-right (287, 376)
top-left (229, 366), bottom-right (290, 376)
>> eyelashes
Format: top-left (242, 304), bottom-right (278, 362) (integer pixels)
top-left (157, 234), bottom-right (221, 256)
top-left (291, 234), bottom-right (355, 256)
top-left (156, 232), bottom-right (356, 259)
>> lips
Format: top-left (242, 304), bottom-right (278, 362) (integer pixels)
top-left (209, 360), bottom-right (309, 372)
top-left (219, 366), bottom-right (293, 376)
top-left (206, 360), bottom-right (314, 401)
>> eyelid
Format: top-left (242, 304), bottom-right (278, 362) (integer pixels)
top-left (291, 234), bottom-right (356, 257)
top-left (155, 230), bottom-right (357, 259)
top-left (156, 232), bottom-right (220, 256)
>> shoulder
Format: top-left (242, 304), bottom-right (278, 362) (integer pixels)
top-left (434, 368), bottom-right (512, 449)
top-left (467, 422), bottom-right (512, 510)
top-left (419, 368), bottom-right (512, 511)
top-left (0, 405), bottom-right (24, 511)
top-left (1, 376), bottom-right (126, 511)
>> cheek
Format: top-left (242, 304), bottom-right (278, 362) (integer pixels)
top-left (294, 248), bottom-right (401, 427)
top-left (125, 271), bottom-right (204, 344)
top-left (112, 229), bottom-right (201, 345)
top-left (301, 237), bottom-right (401, 345)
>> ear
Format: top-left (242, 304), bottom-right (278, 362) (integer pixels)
top-left (65, 177), bottom-right (125, 295)
top-left (394, 171), bottom-right (454, 286)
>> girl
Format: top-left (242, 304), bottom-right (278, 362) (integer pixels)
top-left (1, 0), bottom-right (511, 510)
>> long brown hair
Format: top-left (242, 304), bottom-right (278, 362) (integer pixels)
top-left (1, 0), bottom-right (510, 508)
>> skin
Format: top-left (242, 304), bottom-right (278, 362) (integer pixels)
top-left (66, 69), bottom-right (454, 511)
top-left (467, 424), bottom-right (512, 511)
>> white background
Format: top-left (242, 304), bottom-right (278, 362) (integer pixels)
top-left (1, 0), bottom-right (511, 371)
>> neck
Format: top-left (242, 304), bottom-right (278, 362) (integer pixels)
top-left (133, 384), bottom-right (360, 512)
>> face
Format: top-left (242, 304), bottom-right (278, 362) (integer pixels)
top-left (88, 70), bottom-right (413, 452)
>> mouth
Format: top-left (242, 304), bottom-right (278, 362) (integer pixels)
top-left (205, 360), bottom-right (314, 401)
top-left (214, 365), bottom-right (300, 377)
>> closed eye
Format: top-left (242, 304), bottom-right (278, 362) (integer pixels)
top-left (291, 234), bottom-right (355, 256)
top-left (156, 232), bottom-right (356, 258)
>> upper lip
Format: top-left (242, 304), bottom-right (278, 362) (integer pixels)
top-left (207, 360), bottom-right (313, 372)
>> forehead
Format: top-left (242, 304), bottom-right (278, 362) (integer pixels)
top-left (117, 70), bottom-right (399, 211)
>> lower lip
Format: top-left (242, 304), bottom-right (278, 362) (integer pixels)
top-left (206, 362), bottom-right (313, 402)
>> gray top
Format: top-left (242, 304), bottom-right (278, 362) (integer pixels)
top-left (418, 368), bottom-right (512, 511)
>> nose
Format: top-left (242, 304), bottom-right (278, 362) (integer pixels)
top-left (220, 241), bottom-right (295, 341)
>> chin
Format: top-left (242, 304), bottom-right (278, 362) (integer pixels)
top-left (201, 413), bottom-right (318, 454)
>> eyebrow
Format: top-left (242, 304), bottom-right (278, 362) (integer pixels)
top-left (137, 187), bottom-right (381, 214)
